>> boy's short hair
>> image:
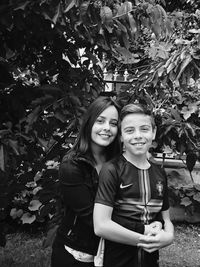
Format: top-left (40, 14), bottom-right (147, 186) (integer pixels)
top-left (120, 103), bottom-right (156, 129)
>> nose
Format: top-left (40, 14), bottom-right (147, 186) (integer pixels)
top-left (103, 121), bottom-right (111, 131)
top-left (133, 129), bottom-right (142, 138)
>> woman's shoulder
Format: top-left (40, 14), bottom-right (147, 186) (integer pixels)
top-left (59, 152), bottom-right (94, 183)
top-left (60, 151), bottom-right (93, 170)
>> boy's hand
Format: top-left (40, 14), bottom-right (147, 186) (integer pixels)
top-left (144, 221), bottom-right (162, 236)
top-left (138, 230), bottom-right (174, 253)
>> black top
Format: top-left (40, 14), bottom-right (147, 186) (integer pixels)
top-left (54, 152), bottom-right (100, 255)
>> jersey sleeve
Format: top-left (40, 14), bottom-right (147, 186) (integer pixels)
top-left (95, 161), bottom-right (145, 234)
top-left (95, 162), bottom-right (119, 207)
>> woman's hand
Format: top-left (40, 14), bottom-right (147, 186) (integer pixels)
top-left (137, 229), bottom-right (174, 253)
top-left (144, 221), bottom-right (162, 236)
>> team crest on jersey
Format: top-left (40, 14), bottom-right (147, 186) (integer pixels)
top-left (156, 181), bottom-right (163, 196)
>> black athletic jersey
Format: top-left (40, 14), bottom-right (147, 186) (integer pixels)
top-left (95, 155), bottom-right (169, 229)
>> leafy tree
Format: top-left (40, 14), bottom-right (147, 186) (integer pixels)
top-left (0, 0), bottom-right (106, 241)
top-left (0, 0), bottom-right (200, 245)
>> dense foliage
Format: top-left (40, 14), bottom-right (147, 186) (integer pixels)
top-left (0, 0), bottom-right (200, 245)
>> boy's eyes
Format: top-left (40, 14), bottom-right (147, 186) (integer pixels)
top-left (124, 127), bottom-right (151, 133)
top-left (110, 121), bottom-right (118, 126)
top-left (141, 127), bottom-right (150, 131)
top-left (124, 129), bottom-right (134, 133)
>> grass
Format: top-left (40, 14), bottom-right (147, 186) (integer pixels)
top-left (0, 232), bottom-right (51, 267)
top-left (159, 224), bottom-right (200, 267)
top-left (0, 223), bottom-right (200, 266)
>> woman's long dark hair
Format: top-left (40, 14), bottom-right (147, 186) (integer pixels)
top-left (66, 96), bottom-right (121, 162)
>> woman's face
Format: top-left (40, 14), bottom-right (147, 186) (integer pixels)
top-left (91, 105), bottom-right (119, 148)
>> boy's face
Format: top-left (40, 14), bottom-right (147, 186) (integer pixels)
top-left (121, 113), bottom-right (156, 157)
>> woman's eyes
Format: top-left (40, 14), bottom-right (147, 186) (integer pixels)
top-left (110, 121), bottom-right (118, 126)
top-left (96, 118), bottom-right (104, 124)
top-left (95, 118), bottom-right (118, 126)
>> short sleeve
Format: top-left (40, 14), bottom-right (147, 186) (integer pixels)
top-left (95, 162), bottom-right (119, 207)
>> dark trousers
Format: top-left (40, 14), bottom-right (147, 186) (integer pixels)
top-left (104, 240), bottom-right (159, 267)
top-left (51, 242), bottom-right (95, 267)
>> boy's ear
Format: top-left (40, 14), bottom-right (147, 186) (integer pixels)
top-left (153, 126), bottom-right (157, 140)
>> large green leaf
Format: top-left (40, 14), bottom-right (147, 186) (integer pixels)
top-left (180, 197), bottom-right (192, 207)
top-left (175, 54), bottom-right (192, 82)
top-left (38, 201), bottom-right (55, 218)
top-left (28, 199), bottom-right (42, 211)
top-left (14, 1), bottom-right (30, 11)
top-left (194, 184), bottom-right (200, 191)
top-left (64, 0), bottom-right (76, 13)
top-left (21, 213), bottom-right (36, 224)
top-left (193, 192), bottom-right (200, 203)
top-left (8, 139), bottom-right (19, 155)
top-left (52, 3), bottom-right (61, 24)
top-left (186, 153), bottom-right (197, 173)
top-left (10, 208), bottom-right (23, 219)
top-left (25, 106), bottom-right (41, 133)
top-left (79, 0), bottom-right (90, 22)
top-left (100, 6), bottom-right (113, 23)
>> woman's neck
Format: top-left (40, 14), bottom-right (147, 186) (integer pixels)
top-left (123, 152), bottom-right (150, 170)
top-left (91, 143), bottom-right (106, 174)
top-left (94, 154), bottom-right (106, 174)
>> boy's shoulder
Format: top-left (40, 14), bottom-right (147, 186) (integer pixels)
top-left (106, 154), bottom-right (126, 165)
top-left (149, 158), bottom-right (166, 175)
top-left (149, 157), bottom-right (164, 167)
top-left (103, 155), bottom-right (127, 173)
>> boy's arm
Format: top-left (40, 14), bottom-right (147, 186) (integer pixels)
top-left (93, 203), bottom-right (144, 246)
top-left (137, 209), bottom-right (174, 253)
top-left (162, 209), bottom-right (174, 234)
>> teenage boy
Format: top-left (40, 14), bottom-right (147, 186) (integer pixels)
top-left (94, 103), bottom-right (174, 267)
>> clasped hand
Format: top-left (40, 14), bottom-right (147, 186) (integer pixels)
top-left (139, 222), bottom-right (174, 253)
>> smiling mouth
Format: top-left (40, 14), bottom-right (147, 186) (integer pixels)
top-left (99, 134), bottom-right (111, 138)
top-left (132, 143), bottom-right (145, 146)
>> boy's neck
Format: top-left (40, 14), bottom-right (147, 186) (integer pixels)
top-left (123, 152), bottom-right (150, 170)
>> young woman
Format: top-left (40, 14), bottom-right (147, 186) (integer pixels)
top-left (51, 96), bottom-right (121, 267)
top-left (94, 103), bottom-right (174, 267)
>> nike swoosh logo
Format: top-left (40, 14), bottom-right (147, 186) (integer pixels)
top-left (120, 183), bottom-right (133, 189)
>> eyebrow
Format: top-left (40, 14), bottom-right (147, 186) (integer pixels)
top-left (123, 125), bottom-right (151, 129)
top-left (98, 115), bottom-right (118, 121)
top-left (123, 126), bottom-right (134, 130)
